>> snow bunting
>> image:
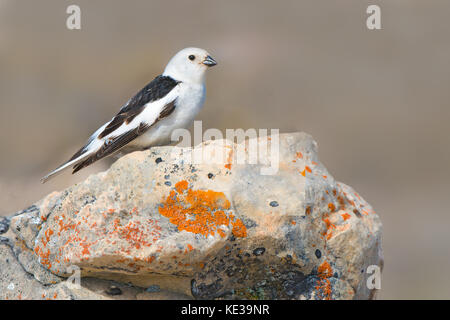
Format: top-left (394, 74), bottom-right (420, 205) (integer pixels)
top-left (41, 47), bottom-right (217, 183)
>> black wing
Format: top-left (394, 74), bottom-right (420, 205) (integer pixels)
top-left (98, 75), bottom-right (180, 139)
top-left (72, 100), bottom-right (177, 174)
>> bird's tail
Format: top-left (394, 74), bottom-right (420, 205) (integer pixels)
top-left (40, 150), bottom-right (93, 183)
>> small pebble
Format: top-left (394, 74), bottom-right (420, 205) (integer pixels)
top-left (164, 181), bottom-right (172, 186)
top-left (146, 285), bottom-right (161, 293)
top-left (155, 157), bottom-right (163, 164)
top-left (253, 247), bottom-right (266, 256)
top-left (0, 219), bottom-right (9, 234)
top-left (269, 201), bottom-right (279, 207)
top-left (207, 173), bottom-right (214, 179)
top-left (106, 286), bottom-right (122, 296)
top-left (315, 249), bottom-right (322, 259)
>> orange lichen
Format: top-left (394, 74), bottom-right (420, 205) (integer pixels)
top-left (341, 213), bottom-right (351, 221)
top-left (115, 220), bottom-right (154, 249)
top-left (80, 242), bottom-right (90, 256)
top-left (224, 149), bottom-right (233, 170)
top-left (322, 217), bottom-right (336, 240)
top-left (328, 203), bottom-right (336, 212)
top-left (337, 195), bottom-right (346, 210)
top-left (318, 261), bottom-right (333, 278)
top-left (323, 218), bottom-right (332, 230)
top-left (305, 206), bottom-right (312, 215)
top-left (217, 229), bottom-right (226, 238)
top-left (231, 218), bottom-right (247, 238)
top-left (34, 245), bottom-right (52, 269)
top-left (316, 261), bottom-right (333, 300)
top-left (34, 206), bottom-right (162, 272)
top-left (159, 181), bottom-right (246, 238)
top-left (41, 229), bottom-right (54, 247)
top-left (305, 166), bottom-right (312, 173)
top-left (175, 180), bottom-right (189, 193)
top-left (296, 152), bottom-right (303, 159)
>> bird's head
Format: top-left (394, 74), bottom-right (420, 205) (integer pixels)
top-left (163, 47), bottom-right (217, 84)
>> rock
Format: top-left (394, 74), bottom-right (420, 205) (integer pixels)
top-left (0, 132), bottom-right (383, 300)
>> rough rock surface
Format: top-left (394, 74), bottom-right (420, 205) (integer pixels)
top-left (0, 132), bottom-right (383, 300)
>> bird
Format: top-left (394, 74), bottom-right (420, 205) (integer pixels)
top-left (41, 47), bottom-right (217, 183)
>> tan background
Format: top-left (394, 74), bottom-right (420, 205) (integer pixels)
top-left (1, 0), bottom-right (449, 299)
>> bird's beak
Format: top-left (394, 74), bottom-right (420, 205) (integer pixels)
top-left (203, 55), bottom-right (217, 67)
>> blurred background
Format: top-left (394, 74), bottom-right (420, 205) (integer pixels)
top-left (1, 0), bottom-right (449, 299)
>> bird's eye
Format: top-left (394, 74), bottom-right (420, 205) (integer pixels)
top-left (188, 55), bottom-right (195, 61)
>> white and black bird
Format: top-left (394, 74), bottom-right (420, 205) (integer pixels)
top-left (41, 47), bottom-right (217, 183)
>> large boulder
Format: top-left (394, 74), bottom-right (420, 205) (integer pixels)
top-left (0, 132), bottom-right (383, 300)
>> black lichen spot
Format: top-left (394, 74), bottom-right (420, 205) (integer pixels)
top-left (0, 218), bottom-right (9, 234)
top-left (146, 285), bottom-right (161, 293)
top-left (0, 236), bottom-right (11, 245)
top-left (253, 247), bottom-right (266, 256)
top-left (269, 201), bottom-right (279, 207)
top-left (315, 249), bottom-right (321, 259)
top-left (207, 173), bottom-right (214, 179)
top-left (105, 286), bottom-right (122, 296)
top-left (155, 157), bottom-right (163, 164)
top-left (226, 267), bottom-right (235, 277)
top-left (82, 194), bottom-right (96, 206)
top-left (191, 278), bottom-right (225, 299)
top-left (164, 181), bottom-right (172, 186)
top-left (241, 217), bottom-right (257, 229)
